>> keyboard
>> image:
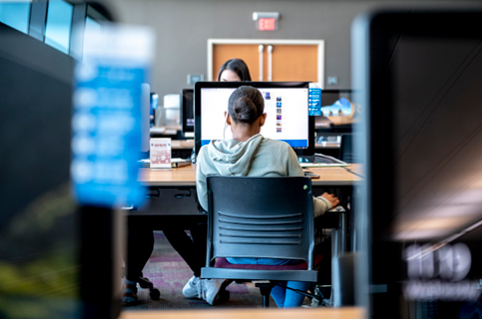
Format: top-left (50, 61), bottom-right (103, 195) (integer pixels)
top-left (299, 153), bottom-right (349, 168)
top-left (300, 162), bottom-right (349, 168)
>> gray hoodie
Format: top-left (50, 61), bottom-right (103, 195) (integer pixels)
top-left (196, 134), bottom-right (332, 217)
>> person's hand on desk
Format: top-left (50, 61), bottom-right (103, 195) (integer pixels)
top-left (320, 192), bottom-right (340, 208)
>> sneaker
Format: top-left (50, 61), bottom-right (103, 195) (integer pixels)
top-left (182, 275), bottom-right (201, 299)
top-left (200, 278), bottom-right (225, 305)
top-left (121, 279), bottom-right (138, 306)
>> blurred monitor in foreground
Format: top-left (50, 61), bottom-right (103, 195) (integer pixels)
top-left (0, 21), bottom-right (78, 319)
top-left (354, 8), bottom-right (482, 318)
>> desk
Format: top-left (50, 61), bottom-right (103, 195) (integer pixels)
top-left (135, 164), bottom-right (361, 233)
top-left (344, 163), bottom-right (363, 178)
top-left (121, 307), bottom-right (365, 319)
top-left (138, 164), bottom-right (362, 187)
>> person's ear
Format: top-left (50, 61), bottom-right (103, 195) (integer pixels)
top-left (225, 112), bottom-right (232, 126)
top-left (259, 113), bottom-right (267, 127)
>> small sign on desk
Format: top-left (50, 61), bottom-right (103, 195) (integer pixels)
top-left (150, 138), bottom-right (171, 169)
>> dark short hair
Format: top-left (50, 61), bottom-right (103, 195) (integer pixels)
top-left (228, 86), bottom-right (264, 125)
top-left (217, 59), bottom-right (252, 82)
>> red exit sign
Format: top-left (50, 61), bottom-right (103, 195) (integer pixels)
top-left (258, 18), bottom-right (276, 31)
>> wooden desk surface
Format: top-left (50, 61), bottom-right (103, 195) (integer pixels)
top-left (138, 164), bottom-right (363, 187)
top-left (121, 307), bottom-right (365, 319)
top-left (140, 164), bottom-right (197, 187)
top-left (346, 163), bottom-right (363, 177)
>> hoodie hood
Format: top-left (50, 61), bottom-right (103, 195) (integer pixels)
top-left (207, 134), bottom-right (264, 176)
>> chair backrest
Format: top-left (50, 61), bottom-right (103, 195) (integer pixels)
top-left (206, 176), bottom-right (315, 269)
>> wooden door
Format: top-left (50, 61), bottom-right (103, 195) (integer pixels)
top-left (212, 44), bottom-right (260, 81)
top-left (269, 44), bottom-right (318, 81)
top-left (209, 40), bottom-right (324, 86)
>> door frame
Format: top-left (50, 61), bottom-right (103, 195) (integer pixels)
top-left (207, 39), bottom-right (325, 88)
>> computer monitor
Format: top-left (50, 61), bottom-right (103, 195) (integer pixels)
top-left (141, 83), bottom-right (150, 153)
top-left (194, 81), bottom-right (314, 157)
top-left (315, 89), bottom-right (354, 134)
top-left (354, 9), bottom-right (482, 316)
top-left (181, 88), bottom-right (194, 136)
top-left (150, 92), bottom-right (158, 126)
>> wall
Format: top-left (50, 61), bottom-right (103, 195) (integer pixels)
top-left (109, 0), bottom-right (469, 101)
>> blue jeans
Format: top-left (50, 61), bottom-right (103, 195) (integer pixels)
top-left (227, 257), bottom-right (311, 308)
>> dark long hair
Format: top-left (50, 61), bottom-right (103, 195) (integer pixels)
top-left (217, 59), bottom-right (252, 82)
top-left (228, 86), bottom-right (264, 125)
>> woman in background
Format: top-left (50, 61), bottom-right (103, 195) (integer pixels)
top-left (217, 59), bottom-right (252, 82)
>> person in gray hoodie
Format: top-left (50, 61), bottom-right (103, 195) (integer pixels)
top-left (195, 85), bottom-right (339, 307)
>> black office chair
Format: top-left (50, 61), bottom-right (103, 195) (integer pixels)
top-left (201, 176), bottom-right (321, 307)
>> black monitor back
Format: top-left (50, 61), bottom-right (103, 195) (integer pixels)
top-left (181, 88), bottom-right (194, 135)
top-left (354, 8), bottom-right (482, 317)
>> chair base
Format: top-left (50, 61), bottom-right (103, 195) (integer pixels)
top-left (137, 277), bottom-right (161, 300)
top-left (255, 282), bottom-right (273, 308)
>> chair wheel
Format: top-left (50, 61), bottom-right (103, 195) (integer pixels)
top-left (218, 289), bottom-right (230, 303)
top-left (138, 277), bottom-right (152, 289)
top-left (150, 288), bottom-right (161, 300)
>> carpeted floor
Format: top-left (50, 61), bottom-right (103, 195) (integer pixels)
top-left (123, 231), bottom-right (277, 310)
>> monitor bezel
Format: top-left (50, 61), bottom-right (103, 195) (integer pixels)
top-left (194, 81), bottom-right (314, 158)
top-left (180, 88), bottom-right (194, 134)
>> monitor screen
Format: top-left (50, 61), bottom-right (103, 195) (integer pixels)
top-left (181, 89), bottom-right (194, 134)
top-left (150, 93), bottom-right (158, 118)
top-left (315, 89), bottom-right (356, 133)
top-left (354, 9), bottom-right (482, 316)
top-left (194, 82), bottom-right (313, 157)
